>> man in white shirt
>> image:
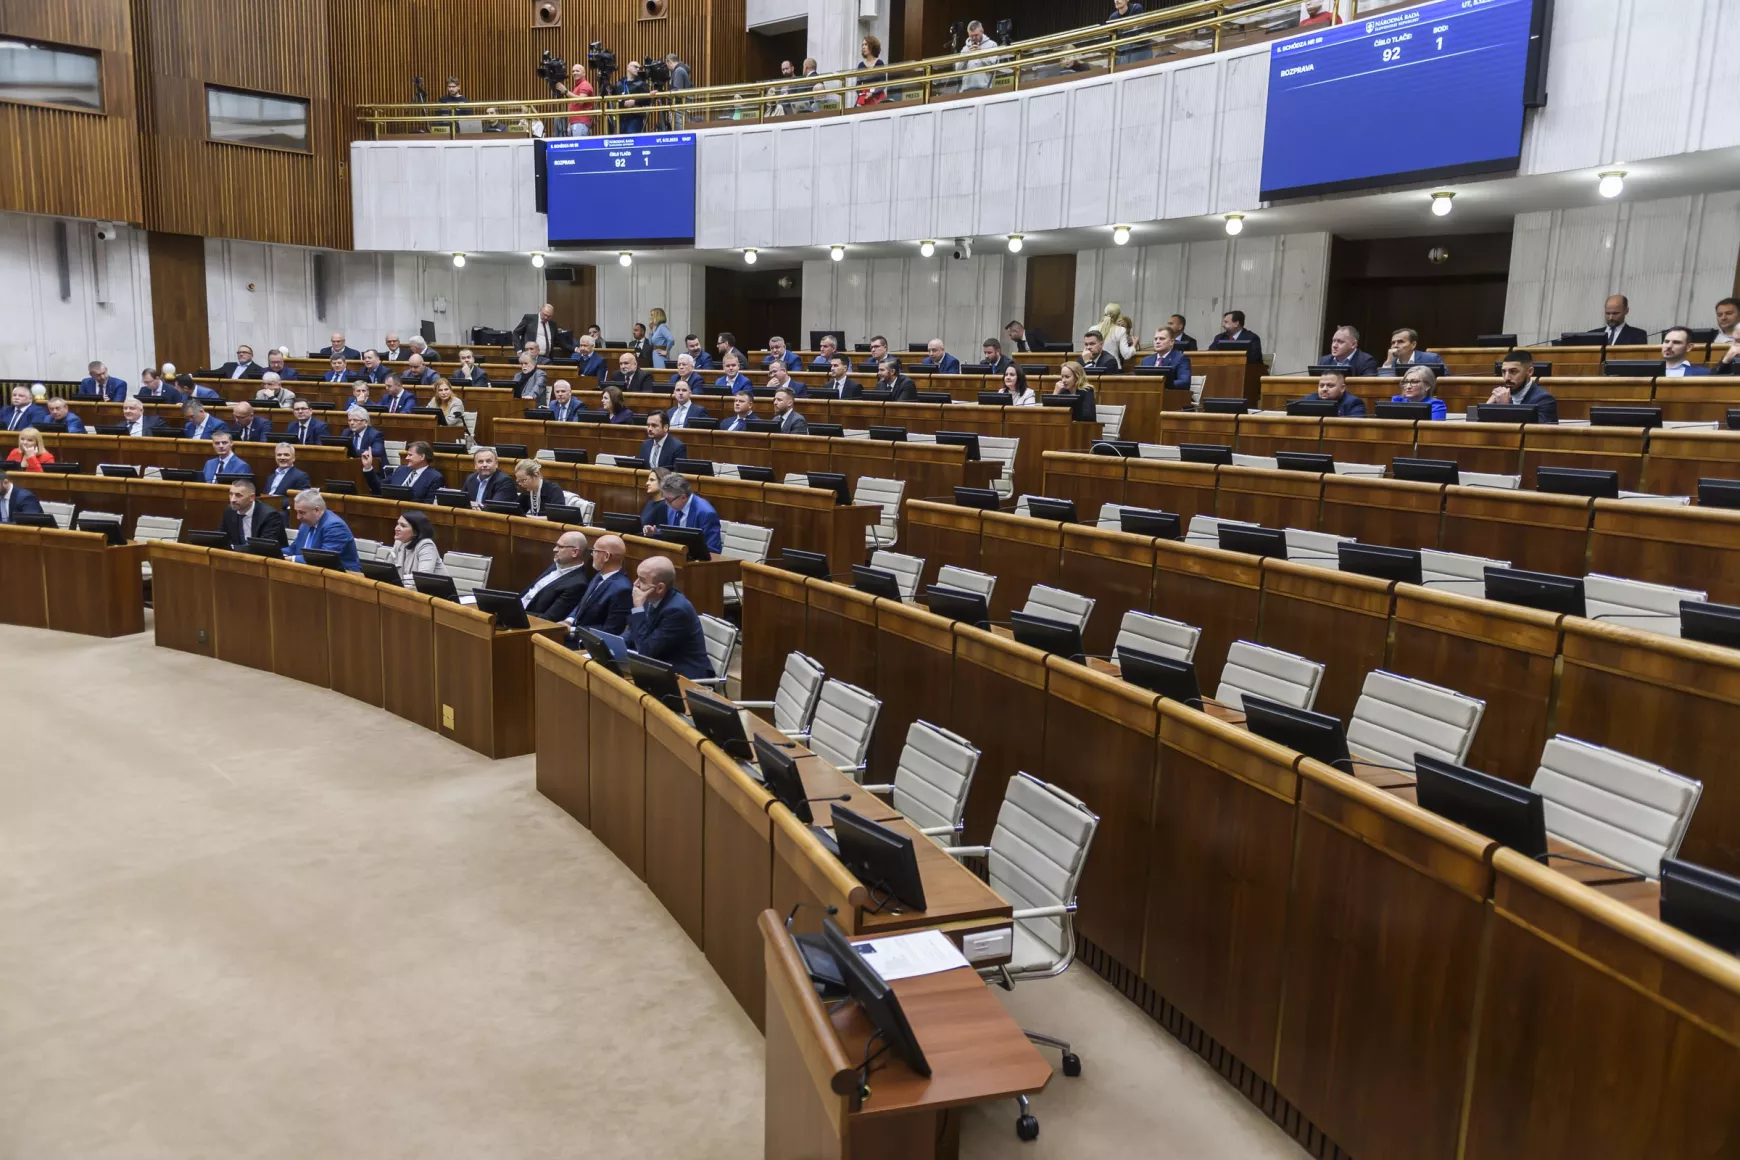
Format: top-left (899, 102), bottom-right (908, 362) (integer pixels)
top-left (956, 20), bottom-right (1003, 91)
top-left (666, 380), bottom-right (707, 428)
top-left (263, 443), bottom-right (312, 496)
top-left (1661, 327), bottom-right (1711, 377)
top-left (382, 332), bottom-right (406, 362)
top-left (521, 530), bottom-right (592, 620)
top-left (120, 398), bottom-right (161, 438)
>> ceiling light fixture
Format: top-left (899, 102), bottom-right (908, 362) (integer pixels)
top-left (1006, 234), bottom-right (1025, 253)
top-left (829, 244), bottom-right (845, 261)
top-left (743, 248), bottom-right (758, 264)
top-left (919, 240), bottom-right (936, 258)
top-left (1222, 214), bottom-right (1244, 236)
top-left (1430, 191), bottom-right (1455, 217)
top-left (530, 252), bottom-right (545, 268)
top-left (451, 252), bottom-right (466, 267)
top-left (618, 251), bottom-right (633, 267)
top-left (1598, 169), bottom-right (1626, 198)
top-left (1112, 225), bottom-right (1131, 245)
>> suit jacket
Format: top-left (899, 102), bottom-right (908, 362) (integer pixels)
top-left (381, 390), bottom-right (420, 413)
top-left (1084, 351), bottom-right (1122, 373)
top-left (124, 415), bottom-right (169, 438)
top-left (1506, 381), bottom-right (1559, 424)
top-left (56, 412), bottom-right (88, 433)
top-left (1666, 363), bottom-right (1712, 377)
top-left (2, 403), bottom-right (51, 431)
top-left (451, 365), bottom-right (491, 386)
top-left (607, 408), bottom-right (638, 425)
top-left (1172, 332), bottom-right (1199, 352)
top-left (1377, 352), bottom-right (1448, 377)
top-left (231, 416), bottom-right (273, 443)
top-left (323, 370), bottom-right (360, 383)
top-left (202, 453), bottom-right (252, 482)
top-left (2, 483), bottom-right (44, 522)
top-left (287, 510), bottom-right (361, 570)
top-left (611, 369), bottom-right (656, 394)
top-left (513, 370), bottom-right (549, 407)
top-left (222, 502), bottom-right (287, 549)
top-left (774, 409), bottom-right (810, 435)
top-left (770, 380), bottom-right (807, 397)
top-left (346, 426), bottom-right (387, 460)
top-left (463, 469), bottom-right (517, 506)
top-left (640, 434), bottom-right (689, 469)
top-left (398, 368), bottom-right (438, 386)
top-left (719, 413), bottom-right (753, 432)
top-left (522, 563), bottom-right (592, 621)
top-left (662, 495), bottom-right (722, 554)
top-left (689, 351), bottom-right (714, 370)
top-left (77, 376), bottom-right (129, 402)
top-left (1321, 349), bottom-right (1380, 377)
top-left (184, 416), bottom-right (232, 439)
top-left (568, 569), bottom-right (633, 634)
top-left (984, 356), bottom-right (1014, 376)
top-left (665, 401), bottom-right (710, 428)
top-left (809, 354), bottom-right (837, 371)
top-left (762, 350), bottom-right (803, 371)
top-left (548, 397), bottom-right (586, 423)
top-left (381, 347), bottom-right (408, 363)
top-left (715, 372), bottom-right (752, 394)
top-left (1598, 324), bottom-right (1649, 346)
top-left (831, 379), bottom-right (864, 400)
top-left (1212, 329), bottom-right (1264, 364)
top-left (366, 464), bottom-right (446, 502)
top-left (311, 345), bottom-right (362, 359)
top-left (1291, 392), bottom-right (1367, 418)
top-left (202, 360), bottom-right (264, 380)
top-left (921, 353), bottom-right (963, 374)
top-left (136, 383), bottom-right (184, 404)
top-left (518, 479), bottom-right (568, 516)
top-left (572, 353), bottom-right (608, 381)
top-left (269, 367), bottom-right (302, 381)
top-left (514, 314), bottom-right (562, 353)
top-left (1140, 349), bottom-right (1192, 384)
top-left (262, 465), bottom-right (314, 496)
top-left (286, 417), bottom-right (330, 445)
top-left (625, 589), bottom-right (713, 679)
top-left (884, 376), bottom-right (917, 403)
top-left (359, 364), bottom-right (392, 384)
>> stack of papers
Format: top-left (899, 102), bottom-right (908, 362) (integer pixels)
top-left (850, 929), bottom-right (969, 981)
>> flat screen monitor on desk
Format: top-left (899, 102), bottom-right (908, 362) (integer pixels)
top-left (1091, 440), bottom-right (1140, 458)
top-left (674, 458), bottom-right (714, 476)
top-left (1009, 610), bottom-right (1083, 660)
top-left (1285, 398), bottom-right (1338, 418)
top-left (434, 488), bottom-right (468, 508)
top-left (953, 487), bottom-right (1002, 512)
top-left (1218, 524), bottom-right (1287, 560)
top-left (808, 423), bottom-right (846, 438)
top-left (543, 505), bottom-right (589, 525)
top-left (471, 587), bottom-right (531, 630)
top-left (977, 391), bottom-right (1013, 406)
top-left (806, 472), bottom-right (852, 506)
top-left (624, 652), bottom-right (685, 711)
top-left (1024, 496), bottom-right (1077, 523)
top-left (1414, 754), bottom-right (1548, 858)
top-left (934, 431), bottom-right (981, 461)
top-left (483, 500), bottom-right (523, 516)
top-left (752, 733), bottom-right (818, 824)
top-left (161, 468), bottom-right (202, 483)
top-left (10, 512), bottom-right (58, 529)
top-left (921, 584), bottom-right (990, 629)
top-left (1179, 443), bottom-right (1233, 466)
top-left (1132, 364), bottom-right (1180, 385)
top-left (380, 484), bottom-right (414, 501)
top-left (1115, 647), bottom-right (1201, 707)
top-left (1588, 406), bottom-right (1663, 430)
top-left (1375, 402), bottom-right (1433, 421)
top-left (1242, 693), bottom-right (1350, 769)
top-left (1679, 600), bottom-right (1740, 650)
top-left (1602, 360), bottom-right (1666, 377)
top-left (683, 686), bottom-right (751, 761)
top-left (360, 560), bottom-right (402, 585)
top-left (1337, 542), bottom-right (1423, 586)
top-left (1535, 466), bottom-right (1619, 499)
top-left (821, 917), bottom-right (932, 1077)
top-left (1660, 858), bottom-right (1740, 954)
top-left (299, 547), bottom-right (346, 571)
top-left (600, 512), bottom-right (643, 535)
top-left (1118, 508), bottom-right (1181, 539)
top-left (1207, 337), bottom-right (1258, 364)
top-left (1391, 457), bottom-right (1460, 485)
top-left (96, 464), bottom-right (140, 478)
top-left (830, 804), bottom-right (928, 914)
top-left (246, 537), bottom-right (285, 559)
top-left (412, 570), bottom-right (460, 600)
top-left (736, 465), bottom-right (774, 483)
top-left (1276, 451), bottom-right (1334, 474)
top-left (1041, 393), bottom-right (1092, 422)
top-left (1476, 333), bottom-right (1518, 348)
top-left (573, 627), bottom-right (628, 676)
top-left (656, 523), bottom-right (712, 561)
top-left (868, 425), bottom-right (907, 443)
top-left (745, 418), bottom-right (781, 433)
top-left (851, 564), bottom-right (904, 601)
top-left (1201, 397), bottom-right (1248, 415)
top-left (552, 448), bottom-right (589, 464)
top-left (1484, 566), bottom-right (1586, 618)
top-left (1473, 403), bottom-right (1543, 424)
top-left (779, 549), bottom-right (831, 580)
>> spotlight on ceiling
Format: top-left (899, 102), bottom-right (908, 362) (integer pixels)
top-left (1006, 234), bottom-right (1025, 253)
top-left (1598, 169), bottom-right (1626, 198)
top-left (1111, 225), bottom-right (1131, 246)
top-left (618, 251), bottom-right (633, 267)
top-left (1222, 214), bottom-right (1244, 236)
top-left (1430, 191), bottom-right (1455, 217)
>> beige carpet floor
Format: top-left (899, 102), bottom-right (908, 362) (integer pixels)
top-left (0, 623), bottom-right (1300, 1159)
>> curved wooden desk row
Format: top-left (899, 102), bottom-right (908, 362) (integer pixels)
top-left (18, 403), bottom-right (446, 451)
top-left (1256, 372), bottom-right (1740, 421)
top-left (1039, 450), bottom-right (1740, 601)
top-left (0, 524), bottom-right (145, 637)
top-left (736, 562), bottom-right (1740, 1160)
top-left (1, 434), bottom-right (367, 492)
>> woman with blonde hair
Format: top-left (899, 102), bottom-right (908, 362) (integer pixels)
top-left (1097, 302), bottom-right (1135, 364)
top-left (1051, 359), bottom-right (1097, 416)
top-left (5, 427), bottom-right (54, 472)
top-left (431, 377), bottom-right (469, 443)
top-left (647, 307), bottom-right (674, 369)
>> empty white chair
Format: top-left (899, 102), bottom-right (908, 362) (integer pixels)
top-left (1332, 461), bottom-right (1387, 478)
top-left (1231, 453), bottom-right (1279, 470)
top-left (441, 550), bottom-right (492, 595)
top-left (861, 721), bottom-right (981, 845)
top-left (1096, 404), bottom-right (1126, 440)
top-left (1616, 492), bottom-right (1692, 506)
top-left (598, 453), bottom-right (624, 467)
top-left (1215, 640), bottom-right (1325, 711)
top-left (696, 613), bottom-right (738, 690)
top-left (1112, 611), bottom-right (1200, 663)
top-left (1346, 671), bottom-right (1486, 768)
top-left (735, 651), bottom-right (827, 738)
top-left (462, 411), bottom-right (478, 440)
top-left (536, 448), bottom-right (556, 462)
top-left (41, 500), bottom-right (76, 529)
top-left (134, 515), bottom-right (184, 580)
top-left (934, 564), bottom-right (996, 604)
top-left (1188, 375), bottom-right (1207, 406)
top-left (1021, 584), bottom-right (1094, 632)
top-left (354, 536), bottom-right (385, 563)
top-left (719, 519), bottom-right (775, 603)
top-left (714, 463), bottom-right (741, 478)
top-left (806, 678), bottom-right (881, 779)
top-left (559, 493), bottom-right (596, 522)
top-left (783, 471), bottom-right (810, 487)
top-left (1531, 736), bottom-right (1702, 878)
top-left (1137, 442), bottom-right (1181, 460)
top-left (979, 435), bottom-right (1019, 499)
top-left (384, 440), bottom-right (406, 468)
top-left (855, 476), bottom-right (905, 548)
top-left (1582, 574), bottom-right (1706, 637)
top-left (1185, 514), bottom-right (1255, 550)
top-left (905, 431), bottom-right (937, 443)
top-left (1096, 502), bottom-right (1133, 531)
top-left (1419, 548), bottom-right (1510, 599)
top-left (1286, 528), bottom-right (1354, 568)
top-left (869, 549), bottom-right (925, 600)
top-left (841, 428), bottom-right (872, 440)
top-left (1462, 471), bottom-right (1521, 490)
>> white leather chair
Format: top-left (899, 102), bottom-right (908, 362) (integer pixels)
top-left (1136, 443), bottom-right (1181, 460)
top-left (979, 435), bottom-right (1018, 498)
top-left (1616, 492), bottom-right (1692, 506)
top-left (735, 651), bottom-right (826, 738)
top-left (558, 493), bottom-right (595, 522)
top-left (1113, 611), bottom-right (1200, 663)
top-left (1286, 528), bottom-right (1353, 569)
top-left (1332, 461), bottom-right (1387, 478)
top-left (1462, 472), bottom-right (1522, 489)
top-left (462, 411), bottom-right (478, 441)
top-left (1095, 502), bottom-right (1126, 530)
top-left (40, 500), bottom-right (75, 529)
top-left (353, 537), bottom-right (390, 564)
top-left (440, 550), bottom-right (492, 595)
top-left (1021, 584), bottom-right (1094, 632)
top-left (935, 565), bottom-right (996, 604)
top-left (860, 721), bottom-right (981, 845)
top-left (1185, 514), bottom-right (1255, 551)
top-left (868, 549), bottom-right (925, 601)
top-left (714, 463), bottom-right (741, 478)
top-left (1214, 641), bottom-right (1325, 711)
top-left (1231, 453), bottom-right (1279, 470)
top-left (1095, 403), bottom-right (1126, 440)
top-left (1419, 548), bottom-right (1511, 599)
top-left (946, 772), bottom-right (1099, 1140)
top-left (855, 476), bottom-right (905, 548)
top-left (1582, 573), bottom-right (1706, 637)
top-left (384, 440), bottom-right (405, 468)
top-left (1532, 735), bottom-right (1702, 878)
top-left (697, 613), bottom-right (738, 690)
top-left (134, 515), bottom-right (184, 580)
top-left (720, 520), bottom-right (775, 603)
top-left (1346, 671), bottom-right (1485, 768)
top-left (806, 679), bottom-right (881, 780)
top-left (783, 471), bottom-right (810, 487)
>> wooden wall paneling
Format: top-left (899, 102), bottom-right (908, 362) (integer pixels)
top-left (1151, 539), bottom-right (1262, 691)
top-left (1643, 429), bottom-right (1740, 496)
top-left (1235, 415), bottom-right (1322, 459)
top-left (978, 510), bottom-right (1061, 623)
top-left (1588, 501), bottom-right (1740, 607)
top-left (0, 0), bottom-right (143, 222)
top-left (1123, 459), bottom-right (1218, 528)
top-left (802, 578), bottom-right (878, 694)
top-left (740, 561), bottom-right (808, 700)
top-left (869, 600), bottom-right (956, 784)
top-left (1318, 417), bottom-right (1418, 469)
top-left (1318, 475), bottom-right (1444, 551)
top-left (950, 625), bottom-right (1049, 845)
top-left (1277, 762), bottom-right (1493, 1160)
top-left (1413, 421), bottom-right (1525, 476)
top-left (1520, 426), bottom-right (1647, 491)
top-left (702, 743), bottom-right (777, 1028)
top-left (643, 697), bottom-right (707, 947)
top-left (1440, 487), bottom-right (1592, 578)
top-left (146, 231), bottom-right (211, 383)
top-left (1058, 526), bottom-right (1156, 658)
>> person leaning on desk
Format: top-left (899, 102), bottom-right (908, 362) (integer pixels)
top-left (1298, 370), bottom-right (1367, 417)
top-left (625, 555), bottom-right (714, 679)
top-left (1485, 351), bottom-right (1559, 424)
top-left (641, 471), bottom-right (722, 553)
top-left (285, 489), bottom-right (361, 570)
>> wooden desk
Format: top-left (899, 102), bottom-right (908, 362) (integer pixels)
top-left (761, 911), bottom-right (1051, 1160)
top-left (434, 600), bottom-right (564, 758)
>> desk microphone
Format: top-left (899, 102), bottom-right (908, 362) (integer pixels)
top-left (763, 792), bottom-right (852, 817)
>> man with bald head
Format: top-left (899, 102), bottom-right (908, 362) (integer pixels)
top-left (517, 302), bottom-right (559, 357)
top-left (229, 400), bottom-right (271, 442)
top-left (521, 528), bottom-right (595, 621)
top-left (624, 554), bottom-right (713, 678)
top-left (566, 533), bottom-right (633, 635)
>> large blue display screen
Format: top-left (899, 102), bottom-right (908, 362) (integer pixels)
top-left (544, 133), bottom-right (696, 248)
top-left (1259, 0), bottom-right (1533, 201)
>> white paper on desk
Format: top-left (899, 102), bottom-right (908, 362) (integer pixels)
top-left (850, 929), bottom-right (969, 981)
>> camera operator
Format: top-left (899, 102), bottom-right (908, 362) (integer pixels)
top-left (616, 59), bottom-right (650, 134)
top-left (554, 62), bottom-right (595, 136)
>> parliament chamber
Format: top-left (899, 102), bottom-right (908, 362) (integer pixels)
top-left (5, 0), bottom-right (1740, 1156)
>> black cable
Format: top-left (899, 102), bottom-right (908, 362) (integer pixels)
top-left (1533, 850), bottom-right (1648, 883)
top-left (1330, 755), bottom-right (1417, 776)
top-left (856, 1029), bottom-right (890, 1104)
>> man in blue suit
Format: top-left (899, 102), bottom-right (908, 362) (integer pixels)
top-left (0, 468), bottom-right (45, 523)
top-left (357, 350), bottom-right (391, 384)
top-left (342, 408), bottom-right (386, 460)
top-left (201, 431), bottom-right (253, 482)
top-left (718, 389), bottom-right (756, 432)
top-left (639, 411), bottom-right (688, 470)
top-left (263, 351), bottom-right (301, 381)
top-left (362, 439), bottom-right (445, 501)
top-left (683, 334), bottom-right (713, 370)
top-left (572, 335), bottom-right (609, 382)
top-left (262, 443), bottom-right (314, 496)
top-left (399, 355), bottom-right (438, 386)
top-left (1141, 327), bottom-right (1192, 385)
top-left (645, 472), bottom-right (722, 555)
top-left (45, 398), bottom-right (87, 433)
top-left (183, 401), bottom-right (231, 440)
top-left (3, 386), bottom-right (50, 432)
top-left (286, 489), bottom-right (361, 570)
top-left (136, 371), bottom-right (184, 403)
top-left (228, 401), bottom-right (272, 443)
top-left (1662, 327), bottom-right (1712, 377)
top-left (921, 338), bottom-right (962, 374)
top-left (323, 355), bottom-right (359, 383)
top-left (714, 352), bottom-right (752, 395)
top-left (548, 379), bottom-right (585, 423)
top-left (809, 335), bottom-right (841, 371)
top-left (565, 534), bottom-right (634, 635)
top-left (668, 354), bottom-right (706, 393)
top-left (624, 556), bottom-right (713, 678)
top-left (77, 361), bottom-right (128, 401)
top-left (1377, 328), bottom-right (1448, 377)
top-left (1295, 371), bottom-right (1367, 417)
top-left (380, 375), bottom-right (420, 413)
top-left (1320, 325), bottom-right (1380, 377)
top-left (762, 336), bottom-right (802, 372)
top-left (310, 333), bottom-right (362, 360)
top-left (285, 400), bottom-right (330, 446)
top-left (460, 446), bottom-right (517, 507)
top-left (520, 530), bottom-right (593, 621)
top-left (120, 398), bottom-right (168, 437)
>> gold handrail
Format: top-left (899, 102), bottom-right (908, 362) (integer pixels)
top-left (355, 0), bottom-right (1324, 138)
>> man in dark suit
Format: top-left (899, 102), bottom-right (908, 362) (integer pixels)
top-left (342, 408), bottom-right (387, 460)
top-left (380, 375), bottom-right (420, 413)
top-left (1210, 311), bottom-right (1264, 364)
top-left (1486, 351), bottom-right (1559, 423)
top-left (521, 530), bottom-right (593, 621)
top-left (614, 352), bottom-right (657, 393)
top-left (624, 556), bottom-right (714, 679)
top-left (2, 386), bottom-right (50, 432)
top-left (119, 398), bottom-right (167, 437)
top-left (310, 332), bottom-right (361, 360)
top-left (512, 459), bottom-right (568, 516)
top-left (1296, 371), bottom-right (1367, 417)
top-left (640, 411), bottom-right (688, 470)
top-left (979, 339), bottom-right (1014, 375)
top-left (572, 336), bottom-right (608, 382)
top-left (1321, 325), bottom-right (1380, 377)
top-left (135, 371), bottom-right (184, 403)
top-left (285, 400), bottom-right (330, 446)
top-left (921, 338), bottom-right (962, 374)
top-left (715, 332), bottom-right (746, 369)
top-left (362, 440), bottom-right (445, 502)
top-left (548, 379), bottom-right (585, 423)
top-left (876, 358), bottom-right (917, 402)
top-left (567, 534), bottom-right (634, 635)
top-left (683, 334), bottom-right (714, 370)
top-left (199, 345), bottom-right (264, 380)
top-left (77, 361), bottom-right (128, 402)
top-left (1597, 295), bottom-right (1648, 346)
top-left (0, 468), bottom-right (45, 524)
top-left (228, 401), bottom-right (272, 443)
top-left (201, 431), bottom-right (253, 482)
top-left (1662, 326), bottom-right (1713, 377)
top-left (1004, 320), bottom-right (1047, 353)
top-left (183, 401), bottom-right (230, 440)
top-left (381, 333), bottom-right (407, 363)
top-left (1167, 314), bottom-right (1198, 352)
top-left (857, 336), bottom-right (890, 373)
top-left (323, 355), bottom-right (359, 383)
top-left (451, 350), bottom-right (491, 387)
top-left (825, 355), bottom-right (863, 398)
top-left (1082, 330), bottom-right (1122, 372)
top-left (1142, 327), bottom-right (1192, 385)
top-left (399, 355), bottom-right (438, 386)
top-left (762, 335), bottom-right (803, 372)
top-left (514, 303), bottom-right (561, 358)
top-left (665, 381), bottom-right (709, 428)
top-left (771, 386), bottom-right (809, 434)
top-left (667, 355), bottom-right (706, 395)
top-left (262, 443), bottom-right (313, 496)
top-left (714, 353), bottom-right (751, 394)
top-left (719, 389), bottom-right (756, 432)
top-left (357, 350), bottom-right (391, 384)
top-left (646, 472), bottom-right (722, 555)
top-left (263, 351), bottom-right (301, 381)
top-left (44, 397), bottom-right (86, 433)
top-left (460, 446), bottom-right (517, 507)
top-left (221, 478), bottom-right (287, 549)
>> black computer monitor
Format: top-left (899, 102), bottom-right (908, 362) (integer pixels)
top-left (736, 465), bottom-right (775, 483)
top-left (1208, 336), bottom-right (1258, 363)
top-left (1115, 647), bottom-right (1200, 706)
top-left (214, 473), bottom-right (252, 486)
top-left (684, 685), bottom-right (753, 760)
top-left (1588, 406), bottom-right (1663, 430)
top-left (1535, 466), bottom-right (1619, 499)
top-left (471, 587), bottom-right (531, 630)
top-left (1276, 451), bottom-right (1334, 474)
top-left (96, 464), bottom-right (141, 478)
top-left (380, 484), bottom-right (414, 501)
top-left (1242, 693), bottom-right (1351, 769)
top-left (1473, 403), bottom-right (1544, 423)
top-left (41, 461), bottom-right (80, 474)
top-left (1024, 496), bottom-right (1077, 523)
top-left (953, 487), bottom-right (1002, 511)
top-left (413, 570), bottom-right (459, 599)
top-left (921, 584), bottom-right (990, 628)
top-left (542, 504), bottom-right (589, 525)
top-left (830, 804), bottom-right (927, 913)
top-left (1414, 754), bottom-right (1548, 857)
top-left (752, 732), bottom-right (817, 823)
top-left (851, 564), bottom-right (904, 600)
top-left (1679, 600), bottom-right (1740, 649)
top-left (1475, 333), bottom-right (1518, 348)
top-left (1201, 397), bottom-right (1249, 415)
top-left (11, 512), bottom-right (59, 529)
top-left (912, 391), bottom-right (952, 405)
top-left (1602, 360), bottom-right (1666, 377)
top-left (1218, 524), bottom-right (1287, 559)
top-left (1285, 398), bottom-right (1338, 418)
top-left (523, 408), bottom-right (554, 420)
top-left (1729, 410), bottom-right (1740, 432)
top-left (1337, 542), bottom-right (1423, 585)
top-left (1132, 363), bottom-right (1180, 385)
top-left (656, 523), bottom-right (712, 561)
top-left (808, 423), bottom-right (846, 438)
top-left (1179, 442), bottom-right (1233, 466)
top-left (868, 425), bottom-right (907, 442)
top-left (819, 917), bottom-right (931, 1076)
top-left (1375, 402), bottom-right (1433, 421)
top-left (71, 515), bottom-right (121, 544)
top-left (934, 431), bottom-right (981, 461)
top-left (977, 391), bottom-right (1014, 406)
top-left (1042, 393), bottom-right (1091, 422)
top-left (745, 418), bottom-right (781, 433)
top-left (600, 512), bottom-right (643, 535)
top-left (1009, 610), bottom-right (1083, 659)
top-left (779, 548), bottom-right (830, 580)
top-left (321, 435), bottom-right (352, 448)
top-left (553, 447), bottom-right (589, 464)
top-left (573, 626), bottom-right (628, 675)
top-left (360, 560), bottom-right (402, 585)
top-left (673, 458), bottom-right (714, 476)
top-left (299, 547), bottom-right (346, 570)
top-left (161, 468), bottom-right (203, 482)
top-left (93, 424), bottom-right (129, 435)
top-left (806, 472), bottom-right (851, 506)
top-left (245, 536), bottom-right (284, 559)
top-left (482, 499), bottom-right (521, 516)
top-left (185, 529), bottom-right (228, 548)
top-left (322, 479), bottom-right (358, 495)
top-left (1484, 566), bottom-right (1586, 618)
top-left (623, 651), bottom-right (684, 710)
top-left (494, 443), bottom-right (528, 459)
top-left (1117, 508), bottom-right (1181, 539)
top-left (1659, 858), bottom-right (1740, 953)
top-left (615, 456), bottom-right (650, 471)
top-left (1391, 457), bottom-right (1460, 485)
top-left (1090, 440), bottom-right (1140, 458)
top-left (809, 329), bottom-right (846, 351)
top-left (434, 488), bottom-right (468, 508)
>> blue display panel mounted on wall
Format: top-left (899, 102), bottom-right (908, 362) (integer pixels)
top-left (542, 133), bottom-right (697, 248)
top-left (1259, 0), bottom-right (1537, 201)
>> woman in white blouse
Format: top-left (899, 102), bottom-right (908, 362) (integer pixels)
top-left (388, 511), bottom-right (447, 588)
top-left (1002, 363), bottom-right (1037, 406)
top-left (1096, 302), bottom-right (1136, 364)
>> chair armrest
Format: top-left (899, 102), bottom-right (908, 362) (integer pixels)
top-left (691, 676), bottom-right (728, 689)
top-left (917, 823), bottom-right (961, 837)
top-left (1010, 903), bottom-right (1076, 922)
top-left (733, 699), bottom-right (775, 709)
top-left (944, 845), bottom-right (991, 859)
top-left (859, 783), bottom-right (894, 795)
